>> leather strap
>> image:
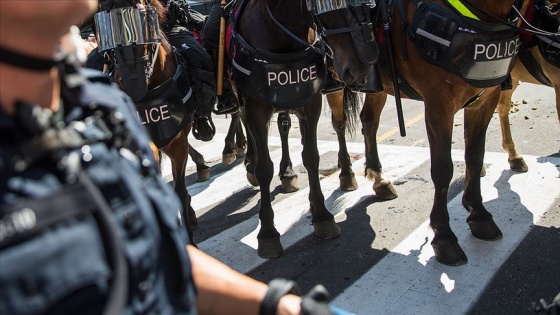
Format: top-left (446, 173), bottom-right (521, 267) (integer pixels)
top-left (0, 45), bottom-right (58, 71)
top-left (259, 278), bottom-right (300, 315)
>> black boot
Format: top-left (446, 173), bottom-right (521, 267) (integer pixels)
top-left (192, 114), bottom-right (216, 142)
top-left (214, 83), bottom-right (239, 115)
top-left (209, 49), bottom-right (239, 115)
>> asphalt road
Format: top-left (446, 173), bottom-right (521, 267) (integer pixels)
top-left (164, 81), bottom-right (559, 314)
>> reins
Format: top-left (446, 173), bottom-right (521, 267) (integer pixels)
top-left (264, 1), bottom-right (322, 52)
top-left (458, 0), bottom-right (560, 41)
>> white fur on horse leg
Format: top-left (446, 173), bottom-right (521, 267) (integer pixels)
top-left (366, 168), bottom-right (398, 200)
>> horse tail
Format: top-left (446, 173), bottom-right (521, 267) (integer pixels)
top-left (343, 86), bottom-right (361, 137)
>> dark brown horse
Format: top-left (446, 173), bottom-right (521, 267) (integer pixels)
top-left (346, 0), bottom-right (532, 265)
top-left (221, 111), bottom-right (247, 164)
top-left (227, 0), bottom-right (379, 257)
top-left (258, 84), bottom-right (399, 199)
top-left (94, 0), bottom-right (201, 240)
top-left (497, 0), bottom-right (560, 172)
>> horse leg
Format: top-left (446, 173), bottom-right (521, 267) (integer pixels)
top-left (296, 99), bottom-right (341, 240)
top-left (188, 146), bottom-right (211, 182)
top-left (497, 79), bottom-right (528, 173)
top-left (361, 92), bottom-right (398, 199)
top-left (162, 127), bottom-right (197, 242)
top-left (223, 112), bottom-right (241, 164)
top-left (326, 90), bottom-right (358, 191)
top-left (242, 102), bottom-right (283, 258)
top-left (277, 111), bottom-right (299, 193)
top-left (463, 91), bottom-right (503, 242)
top-left (234, 112), bottom-right (248, 157)
top-left (425, 101), bottom-right (467, 265)
top-left (244, 127), bottom-right (259, 187)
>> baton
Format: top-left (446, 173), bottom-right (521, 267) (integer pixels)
top-left (216, 0), bottom-right (227, 98)
top-left (379, 0), bottom-right (406, 137)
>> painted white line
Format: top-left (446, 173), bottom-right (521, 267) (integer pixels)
top-left (187, 136), bottom-right (342, 211)
top-left (163, 136), bottom-right (559, 314)
top-left (194, 141), bottom-right (436, 274)
top-left (332, 153), bottom-right (560, 314)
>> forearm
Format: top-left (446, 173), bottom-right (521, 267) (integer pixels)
top-left (187, 245), bottom-right (301, 315)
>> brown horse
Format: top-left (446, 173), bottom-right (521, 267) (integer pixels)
top-left (94, 0), bottom-right (201, 240)
top-left (497, 0), bottom-right (560, 172)
top-left (324, 87), bottom-right (399, 198)
top-left (350, 0), bottom-right (529, 265)
top-left (227, 0), bottom-right (379, 258)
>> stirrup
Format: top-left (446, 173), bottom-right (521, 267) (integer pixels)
top-left (213, 96), bottom-right (239, 115)
top-left (192, 116), bottom-right (216, 142)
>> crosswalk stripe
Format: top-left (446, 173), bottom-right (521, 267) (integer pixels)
top-left (333, 153), bottom-right (560, 314)
top-left (163, 135), bottom-right (560, 313)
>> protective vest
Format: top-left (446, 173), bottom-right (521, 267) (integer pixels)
top-left (0, 63), bottom-right (197, 315)
top-left (227, 0), bottom-right (327, 109)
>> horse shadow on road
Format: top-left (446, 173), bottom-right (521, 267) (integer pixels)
top-left (468, 166), bottom-right (560, 314)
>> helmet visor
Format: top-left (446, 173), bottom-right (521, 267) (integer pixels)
top-left (94, 6), bottom-right (162, 51)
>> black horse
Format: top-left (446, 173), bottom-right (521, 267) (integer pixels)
top-left (225, 0), bottom-right (380, 257)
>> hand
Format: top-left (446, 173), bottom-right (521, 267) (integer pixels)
top-left (300, 285), bottom-right (356, 315)
top-left (300, 285), bottom-right (333, 315)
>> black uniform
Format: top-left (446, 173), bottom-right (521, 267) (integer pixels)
top-left (202, 0), bottom-right (224, 51)
top-left (0, 62), bottom-right (197, 314)
top-left (168, 0), bottom-right (238, 115)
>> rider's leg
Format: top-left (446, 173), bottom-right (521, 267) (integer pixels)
top-left (168, 26), bottom-right (217, 141)
top-left (202, 0), bottom-right (238, 115)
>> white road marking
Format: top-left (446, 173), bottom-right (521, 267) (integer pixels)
top-left (332, 152), bottom-right (560, 314)
top-left (162, 135), bottom-right (560, 314)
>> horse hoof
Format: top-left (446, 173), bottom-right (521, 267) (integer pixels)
top-left (247, 172), bottom-right (259, 186)
top-left (235, 146), bottom-right (246, 158)
top-left (339, 174), bottom-right (358, 191)
top-left (432, 241), bottom-right (468, 266)
top-left (281, 176), bottom-right (299, 193)
top-left (196, 168), bottom-right (211, 182)
top-left (480, 166), bottom-right (486, 177)
top-left (373, 182), bottom-right (398, 200)
top-left (313, 219), bottom-right (341, 239)
top-left (257, 237), bottom-right (283, 258)
top-left (508, 158), bottom-right (528, 173)
top-left (468, 220), bottom-right (503, 241)
top-left (222, 153), bottom-right (237, 165)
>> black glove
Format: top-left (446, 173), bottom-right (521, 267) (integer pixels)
top-left (260, 279), bottom-right (335, 315)
top-left (300, 284), bottom-right (334, 315)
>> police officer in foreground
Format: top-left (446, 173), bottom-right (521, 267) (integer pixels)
top-left (0, 1), bottom-right (353, 315)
